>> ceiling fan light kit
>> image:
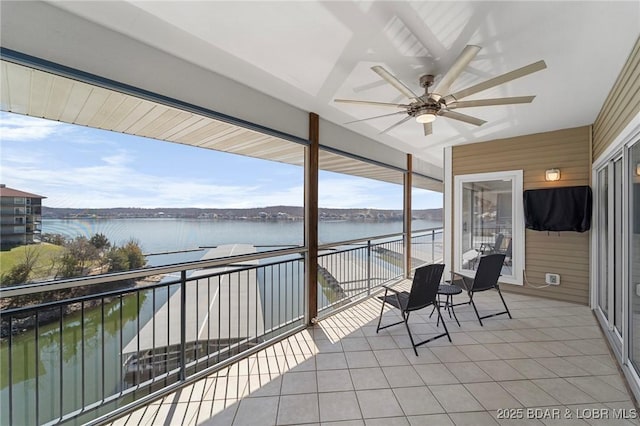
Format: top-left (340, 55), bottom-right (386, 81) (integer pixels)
top-left (415, 110), bottom-right (436, 123)
top-left (335, 45), bottom-right (546, 136)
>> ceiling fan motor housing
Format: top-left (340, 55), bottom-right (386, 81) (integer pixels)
top-left (410, 104), bottom-right (439, 120)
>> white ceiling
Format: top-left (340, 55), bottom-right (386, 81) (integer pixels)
top-left (28, 1), bottom-right (640, 168)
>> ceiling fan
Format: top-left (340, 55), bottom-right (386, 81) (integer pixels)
top-left (334, 45), bottom-right (546, 136)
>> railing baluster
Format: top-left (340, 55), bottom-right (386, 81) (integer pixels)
top-left (431, 229), bottom-right (435, 263)
top-left (299, 261), bottom-right (303, 321)
top-left (165, 284), bottom-right (170, 386)
top-left (253, 269), bottom-right (256, 344)
top-left (367, 240), bottom-right (371, 295)
top-left (151, 289), bottom-right (156, 384)
top-left (59, 305), bottom-right (63, 420)
top-left (246, 269), bottom-right (249, 348)
top-left (293, 261), bottom-right (296, 321)
top-left (137, 291), bottom-right (141, 387)
top-left (81, 302), bottom-right (85, 407)
top-left (119, 295), bottom-right (124, 393)
top-left (180, 270), bottom-right (187, 381)
top-left (270, 265), bottom-right (274, 335)
top-left (207, 277), bottom-right (211, 366)
top-left (228, 272), bottom-right (231, 358)
top-left (8, 316), bottom-right (12, 426)
top-left (218, 275), bottom-right (221, 364)
top-left (236, 272), bottom-right (240, 355)
top-left (196, 273), bottom-right (200, 367)
top-left (35, 312), bottom-right (39, 426)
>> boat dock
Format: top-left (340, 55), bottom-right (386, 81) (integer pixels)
top-left (123, 244), bottom-right (264, 355)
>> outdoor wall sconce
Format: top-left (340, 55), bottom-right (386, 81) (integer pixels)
top-left (636, 162), bottom-right (640, 176)
top-left (545, 168), bottom-right (561, 181)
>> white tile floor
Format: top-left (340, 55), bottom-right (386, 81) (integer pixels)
top-left (108, 282), bottom-right (640, 425)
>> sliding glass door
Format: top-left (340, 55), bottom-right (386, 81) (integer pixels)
top-left (596, 137), bottom-right (640, 384)
top-left (596, 152), bottom-right (628, 352)
top-left (597, 167), bottom-right (609, 319)
top-left (628, 142), bottom-right (640, 371)
top-left (614, 157), bottom-right (624, 339)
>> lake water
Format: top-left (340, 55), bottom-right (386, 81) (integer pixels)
top-left (42, 218), bottom-right (442, 265)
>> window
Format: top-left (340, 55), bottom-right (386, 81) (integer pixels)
top-left (14, 197), bottom-right (25, 204)
top-left (455, 170), bottom-right (524, 284)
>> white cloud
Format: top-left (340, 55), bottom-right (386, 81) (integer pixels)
top-left (1, 151), bottom-right (425, 210)
top-left (0, 152), bottom-right (301, 208)
top-left (0, 113), bottom-right (64, 141)
top-left (319, 177), bottom-right (403, 209)
top-left (102, 151), bottom-right (134, 166)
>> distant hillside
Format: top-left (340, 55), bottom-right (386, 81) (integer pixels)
top-left (42, 206), bottom-right (443, 222)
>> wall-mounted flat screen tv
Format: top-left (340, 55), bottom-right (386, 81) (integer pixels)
top-left (523, 185), bottom-right (592, 232)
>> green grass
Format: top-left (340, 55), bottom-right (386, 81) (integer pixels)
top-left (0, 243), bottom-right (65, 279)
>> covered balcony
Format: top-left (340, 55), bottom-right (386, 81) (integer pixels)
top-left (1, 1), bottom-right (640, 425)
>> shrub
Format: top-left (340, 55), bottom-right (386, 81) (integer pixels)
top-left (106, 240), bottom-right (146, 272)
top-left (1, 263), bottom-right (31, 286)
top-left (122, 239), bottom-right (146, 270)
top-left (89, 233), bottom-right (111, 251)
top-left (42, 233), bottom-right (67, 246)
top-left (106, 247), bottom-right (130, 272)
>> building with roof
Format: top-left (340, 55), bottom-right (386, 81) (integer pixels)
top-left (0, 184), bottom-right (45, 247)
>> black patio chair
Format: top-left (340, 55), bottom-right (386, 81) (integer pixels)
top-left (451, 253), bottom-right (511, 326)
top-left (501, 238), bottom-right (513, 273)
top-left (470, 233), bottom-right (504, 270)
top-left (376, 263), bottom-right (450, 355)
top-left (479, 233), bottom-right (504, 255)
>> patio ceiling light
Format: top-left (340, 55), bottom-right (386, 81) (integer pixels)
top-left (545, 168), bottom-right (561, 182)
top-left (415, 110), bottom-right (437, 123)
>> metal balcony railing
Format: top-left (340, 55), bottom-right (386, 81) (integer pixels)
top-left (0, 228), bottom-right (442, 425)
top-left (316, 228), bottom-right (443, 317)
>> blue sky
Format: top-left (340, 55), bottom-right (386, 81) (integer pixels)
top-left (0, 112), bottom-right (442, 210)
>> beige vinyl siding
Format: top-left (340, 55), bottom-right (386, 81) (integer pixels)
top-left (593, 36), bottom-right (640, 159)
top-left (452, 126), bottom-right (591, 305)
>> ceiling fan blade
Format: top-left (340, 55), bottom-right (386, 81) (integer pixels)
top-left (344, 111), bottom-right (407, 124)
top-left (379, 116), bottom-right (412, 134)
top-left (431, 45), bottom-right (481, 100)
top-left (440, 110), bottom-right (487, 126)
top-left (444, 60), bottom-right (547, 103)
top-left (371, 66), bottom-right (421, 101)
top-left (423, 122), bottom-right (433, 136)
top-left (334, 99), bottom-right (410, 108)
top-left (448, 96), bottom-right (536, 109)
